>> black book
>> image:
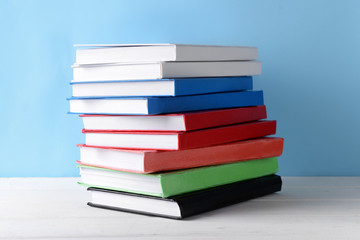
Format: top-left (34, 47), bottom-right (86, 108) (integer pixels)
top-left (87, 174), bottom-right (282, 219)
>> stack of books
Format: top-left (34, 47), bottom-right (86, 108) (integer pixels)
top-left (68, 44), bottom-right (284, 219)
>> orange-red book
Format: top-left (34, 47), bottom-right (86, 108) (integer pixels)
top-left (77, 137), bottom-right (284, 173)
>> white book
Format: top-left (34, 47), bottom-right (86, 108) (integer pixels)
top-left (75, 44), bottom-right (258, 64)
top-left (72, 61), bottom-right (261, 82)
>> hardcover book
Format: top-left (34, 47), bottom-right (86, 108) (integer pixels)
top-left (71, 76), bottom-right (253, 97)
top-left (80, 106), bottom-right (267, 131)
top-left (75, 44), bottom-right (258, 64)
top-left (68, 90), bottom-right (264, 115)
top-left (87, 174), bottom-right (282, 219)
top-left (82, 120), bottom-right (276, 150)
top-left (79, 157), bottom-right (279, 198)
top-left (72, 61), bottom-right (261, 82)
top-left (77, 137), bottom-right (284, 173)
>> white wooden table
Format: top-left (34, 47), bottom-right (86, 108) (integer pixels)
top-left (0, 177), bottom-right (359, 239)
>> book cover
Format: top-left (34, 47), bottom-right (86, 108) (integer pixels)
top-left (87, 174), bottom-right (282, 219)
top-left (78, 157), bottom-right (279, 198)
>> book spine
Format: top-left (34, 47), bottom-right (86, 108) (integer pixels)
top-left (184, 105), bottom-right (267, 131)
top-left (178, 175), bottom-right (282, 218)
top-left (178, 120), bottom-right (276, 150)
top-left (160, 157), bottom-right (279, 198)
top-left (174, 76), bottom-right (253, 96)
top-left (147, 91), bottom-right (264, 115)
top-left (144, 137), bottom-right (283, 173)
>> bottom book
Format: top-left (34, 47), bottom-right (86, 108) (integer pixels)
top-left (87, 174), bottom-right (282, 219)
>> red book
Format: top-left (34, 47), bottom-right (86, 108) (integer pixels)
top-left (77, 137), bottom-right (284, 173)
top-left (82, 120), bottom-right (276, 150)
top-left (80, 106), bottom-right (267, 132)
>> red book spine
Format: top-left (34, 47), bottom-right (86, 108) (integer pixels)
top-left (184, 105), bottom-right (267, 131)
top-left (144, 137), bottom-right (283, 173)
top-left (178, 120), bottom-right (276, 150)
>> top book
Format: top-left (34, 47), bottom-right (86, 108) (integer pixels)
top-left (75, 44), bottom-right (258, 64)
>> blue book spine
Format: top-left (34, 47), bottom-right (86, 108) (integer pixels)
top-left (147, 90), bottom-right (264, 115)
top-left (174, 76), bottom-right (253, 96)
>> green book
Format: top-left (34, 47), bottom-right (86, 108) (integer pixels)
top-left (79, 157), bottom-right (278, 198)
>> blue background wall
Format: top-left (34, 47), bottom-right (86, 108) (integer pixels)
top-left (1, 0), bottom-right (359, 177)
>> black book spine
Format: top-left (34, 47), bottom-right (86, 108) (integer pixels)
top-left (175, 175), bottom-right (282, 218)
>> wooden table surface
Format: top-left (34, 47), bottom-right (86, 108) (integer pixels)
top-left (0, 177), bottom-right (359, 239)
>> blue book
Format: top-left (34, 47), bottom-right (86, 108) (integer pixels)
top-left (68, 90), bottom-right (264, 115)
top-left (70, 77), bottom-right (253, 97)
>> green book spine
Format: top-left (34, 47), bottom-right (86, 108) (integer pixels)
top-left (159, 157), bottom-right (278, 197)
